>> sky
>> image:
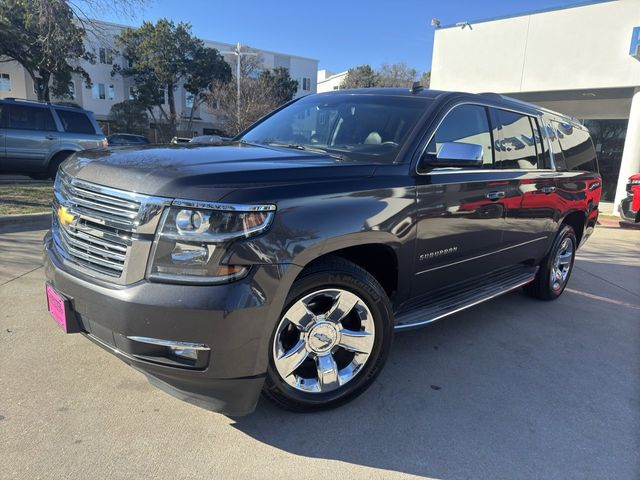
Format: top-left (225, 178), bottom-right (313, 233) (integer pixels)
top-left (100, 0), bottom-right (596, 74)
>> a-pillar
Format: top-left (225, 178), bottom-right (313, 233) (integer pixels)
top-left (614, 87), bottom-right (640, 215)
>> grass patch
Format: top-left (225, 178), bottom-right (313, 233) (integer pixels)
top-left (0, 183), bottom-right (54, 215)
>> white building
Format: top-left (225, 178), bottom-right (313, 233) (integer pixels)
top-left (0, 20), bottom-right (318, 136)
top-left (317, 69), bottom-right (347, 93)
top-left (430, 0), bottom-right (640, 214)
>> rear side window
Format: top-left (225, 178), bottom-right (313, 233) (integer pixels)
top-left (425, 104), bottom-right (494, 168)
top-left (7, 105), bottom-right (57, 131)
top-left (495, 110), bottom-right (539, 169)
top-left (55, 109), bottom-right (95, 134)
top-left (540, 119), bottom-right (566, 170)
top-left (553, 121), bottom-right (598, 172)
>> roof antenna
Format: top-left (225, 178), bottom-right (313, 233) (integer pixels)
top-left (410, 82), bottom-right (423, 94)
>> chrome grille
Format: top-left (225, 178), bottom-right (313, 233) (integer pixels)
top-left (52, 171), bottom-right (169, 281)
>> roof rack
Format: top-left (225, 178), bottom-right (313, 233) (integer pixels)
top-left (2, 97), bottom-right (47, 105)
top-left (478, 92), bottom-right (504, 101)
top-left (52, 101), bottom-right (83, 109)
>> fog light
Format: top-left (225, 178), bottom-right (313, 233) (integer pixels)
top-left (171, 347), bottom-right (199, 360)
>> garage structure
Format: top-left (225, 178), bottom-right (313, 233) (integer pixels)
top-left (430, 0), bottom-right (640, 214)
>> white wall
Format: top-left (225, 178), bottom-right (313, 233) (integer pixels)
top-left (431, 0), bottom-right (640, 93)
top-left (0, 59), bottom-right (35, 100)
top-left (317, 70), bottom-right (347, 93)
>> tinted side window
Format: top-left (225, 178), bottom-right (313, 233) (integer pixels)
top-left (553, 121), bottom-right (598, 172)
top-left (7, 105), bottom-right (57, 131)
top-left (55, 109), bottom-right (95, 134)
top-left (496, 110), bottom-right (539, 169)
top-left (540, 120), bottom-right (566, 170)
top-left (425, 104), bottom-right (494, 168)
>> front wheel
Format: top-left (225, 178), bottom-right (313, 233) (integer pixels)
top-left (524, 224), bottom-right (577, 300)
top-left (263, 257), bottom-right (393, 412)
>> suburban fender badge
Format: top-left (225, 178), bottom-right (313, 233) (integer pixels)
top-left (419, 246), bottom-right (458, 262)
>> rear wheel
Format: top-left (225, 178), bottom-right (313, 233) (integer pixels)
top-left (524, 225), bottom-right (577, 300)
top-left (263, 257), bottom-right (393, 412)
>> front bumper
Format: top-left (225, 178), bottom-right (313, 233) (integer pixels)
top-left (619, 197), bottom-right (639, 224)
top-left (44, 232), bottom-right (297, 416)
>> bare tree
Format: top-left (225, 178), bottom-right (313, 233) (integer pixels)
top-left (376, 62), bottom-right (418, 88)
top-left (207, 52), bottom-right (298, 135)
top-left (341, 63), bottom-right (430, 90)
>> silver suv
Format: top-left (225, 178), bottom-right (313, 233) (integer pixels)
top-left (0, 98), bottom-right (106, 179)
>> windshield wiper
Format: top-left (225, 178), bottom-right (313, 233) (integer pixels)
top-left (264, 142), bottom-right (345, 160)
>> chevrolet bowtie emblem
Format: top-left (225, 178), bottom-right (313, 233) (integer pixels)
top-left (57, 206), bottom-right (75, 227)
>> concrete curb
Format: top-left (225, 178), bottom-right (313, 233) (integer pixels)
top-left (0, 212), bottom-right (50, 230)
top-left (597, 216), bottom-right (640, 230)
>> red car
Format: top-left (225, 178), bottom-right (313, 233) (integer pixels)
top-left (619, 173), bottom-right (640, 224)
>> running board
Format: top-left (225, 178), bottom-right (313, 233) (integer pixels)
top-left (394, 266), bottom-right (538, 331)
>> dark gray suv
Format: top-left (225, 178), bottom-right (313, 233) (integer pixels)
top-left (0, 98), bottom-right (106, 178)
top-left (43, 88), bottom-right (601, 416)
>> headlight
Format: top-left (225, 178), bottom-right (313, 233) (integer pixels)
top-left (147, 202), bottom-right (275, 284)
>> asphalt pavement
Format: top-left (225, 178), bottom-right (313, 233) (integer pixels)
top-left (1, 225), bottom-right (638, 480)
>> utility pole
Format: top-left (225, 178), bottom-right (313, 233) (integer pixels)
top-left (222, 43), bottom-right (258, 129)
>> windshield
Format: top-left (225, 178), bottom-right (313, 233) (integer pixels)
top-left (240, 94), bottom-right (431, 163)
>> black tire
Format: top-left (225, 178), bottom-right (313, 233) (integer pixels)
top-left (524, 224), bottom-right (577, 300)
top-left (263, 256), bottom-right (394, 412)
top-left (47, 152), bottom-right (72, 180)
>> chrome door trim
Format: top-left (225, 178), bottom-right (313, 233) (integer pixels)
top-left (415, 236), bottom-right (547, 275)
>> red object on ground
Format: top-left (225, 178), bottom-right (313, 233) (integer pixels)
top-left (631, 173), bottom-right (640, 211)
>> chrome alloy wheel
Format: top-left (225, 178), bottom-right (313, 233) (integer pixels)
top-left (550, 236), bottom-right (574, 291)
top-left (272, 288), bottom-right (376, 394)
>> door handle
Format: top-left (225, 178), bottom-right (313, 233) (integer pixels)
top-left (45, 135), bottom-right (57, 140)
top-left (540, 186), bottom-right (556, 194)
top-left (486, 191), bottom-right (506, 201)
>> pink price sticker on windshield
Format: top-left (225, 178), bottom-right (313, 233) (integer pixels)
top-left (46, 284), bottom-right (68, 332)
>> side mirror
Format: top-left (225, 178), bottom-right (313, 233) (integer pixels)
top-left (422, 142), bottom-right (484, 169)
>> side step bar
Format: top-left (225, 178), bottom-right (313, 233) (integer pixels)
top-left (394, 266), bottom-right (538, 331)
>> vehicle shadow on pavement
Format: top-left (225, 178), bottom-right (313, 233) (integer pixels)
top-left (232, 289), bottom-right (640, 480)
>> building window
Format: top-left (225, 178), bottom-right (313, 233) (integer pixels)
top-left (108, 84), bottom-right (115, 100)
top-left (302, 77), bottom-right (311, 91)
top-left (0, 73), bottom-right (11, 92)
top-left (185, 91), bottom-right (194, 108)
top-left (68, 81), bottom-right (75, 100)
top-left (129, 86), bottom-right (136, 100)
top-left (99, 47), bottom-right (113, 65)
top-left (92, 83), bottom-right (106, 100)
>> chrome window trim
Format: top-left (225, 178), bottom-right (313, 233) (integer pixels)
top-left (416, 100), bottom-right (552, 176)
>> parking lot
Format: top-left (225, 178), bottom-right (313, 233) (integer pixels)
top-left (1, 224), bottom-right (638, 480)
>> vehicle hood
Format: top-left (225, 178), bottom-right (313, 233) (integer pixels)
top-left (61, 143), bottom-right (377, 202)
